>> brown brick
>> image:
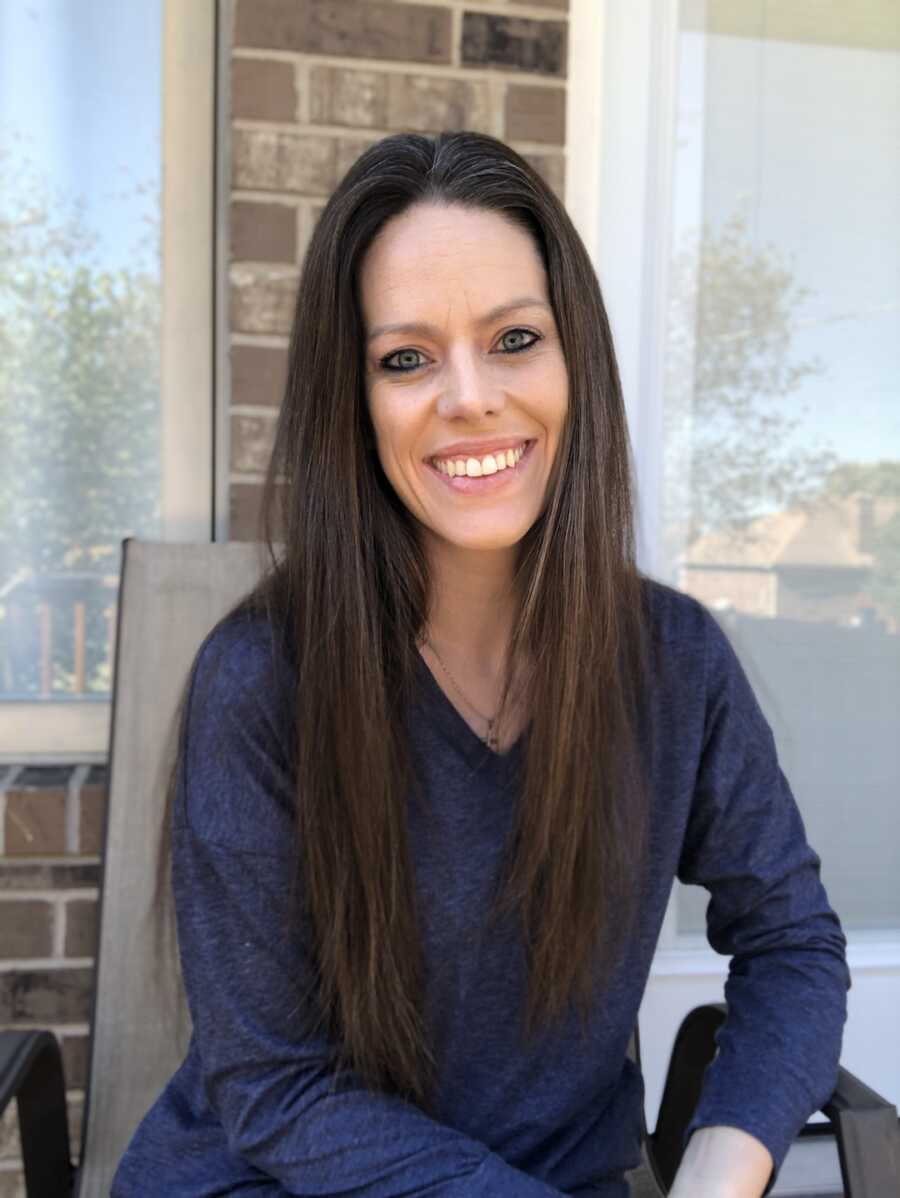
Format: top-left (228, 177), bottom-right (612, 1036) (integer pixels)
top-left (0, 862), bottom-right (99, 890)
top-left (520, 150), bottom-right (565, 200)
top-left (229, 483), bottom-right (286, 542)
top-left (0, 900), bottom-right (54, 959)
top-left (230, 482), bottom-right (264, 541)
top-left (385, 73), bottom-right (493, 134)
top-left (309, 66), bottom-right (496, 135)
top-left (231, 413), bottom-right (278, 475)
top-left (505, 84), bottom-right (565, 143)
top-left (61, 1033), bottom-right (90, 1089)
top-left (231, 57), bottom-right (298, 122)
top-left (64, 899), bottom-right (99, 958)
top-left (231, 200), bottom-right (298, 263)
top-left (235, 0), bottom-right (452, 65)
top-left (230, 265), bottom-right (299, 336)
top-left (232, 128), bottom-right (336, 195)
top-left (0, 967), bottom-right (93, 1023)
top-left (231, 345), bottom-right (289, 407)
top-left (462, 13), bottom-right (567, 77)
top-left (309, 66), bottom-right (387, 129)
top-left (78, 784), bottom-right (107, 856)
top-left (4, 788), bottom-right (66, 855)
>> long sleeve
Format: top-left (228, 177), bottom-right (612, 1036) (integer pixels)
top-left (172, 620), bottom-right (567, 1197)
top-left (676, 608), bottom-right (851, 1186)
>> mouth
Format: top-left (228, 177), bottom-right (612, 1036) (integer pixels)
top-left (425, 439), bottom-right (537, 494)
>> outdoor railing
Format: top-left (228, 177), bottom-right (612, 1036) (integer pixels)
top-left (0, 571), bottom-right (118, 700)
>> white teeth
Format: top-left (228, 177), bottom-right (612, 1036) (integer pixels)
top-left (433, 443), bottom-right (528, 477)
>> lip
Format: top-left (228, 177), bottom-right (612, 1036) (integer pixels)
top-left (425, 436), bottom-right (532, 463)
top-left (425, 439), bottom-right (536, 494)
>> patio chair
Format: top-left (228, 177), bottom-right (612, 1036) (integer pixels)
top-left (1, 537), bottom-right (898, 1198)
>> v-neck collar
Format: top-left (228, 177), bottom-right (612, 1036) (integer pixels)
top-left (413, 650), bottom-right (529, 780)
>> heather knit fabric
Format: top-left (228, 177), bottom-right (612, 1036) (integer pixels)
top-left (112, 578), bottom-right (849, 1197)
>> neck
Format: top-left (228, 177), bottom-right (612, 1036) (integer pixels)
top-left (421, 538), bottom-right (517, 681)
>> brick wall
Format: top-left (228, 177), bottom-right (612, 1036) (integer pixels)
top-left (227, 0), bottom-right (570, 540)
top-left (0, 765), bottom-right (107, 1197)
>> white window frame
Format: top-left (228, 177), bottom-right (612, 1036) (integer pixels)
top-left (569, 0), bottom-right (686, 954)
top-left (2, 0), bottom-right (218, 765)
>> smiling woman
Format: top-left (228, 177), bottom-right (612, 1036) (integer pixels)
top-left (361, 202), bottom-right (569, 678)
top-left (112, 132), bottom-right (850, 1198)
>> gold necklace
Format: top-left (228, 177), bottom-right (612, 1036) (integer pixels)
top-left (424, 638), bottom-right (502, 751)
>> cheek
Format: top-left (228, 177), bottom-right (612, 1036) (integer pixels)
top-left (368, 386), bottom-right (423, 452)
top-left (531, 361), bottom-right (569, 432)
top-left (367, 399), bottom-right (415, 488)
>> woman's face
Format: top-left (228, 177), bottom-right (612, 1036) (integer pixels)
top-left (360, 202), bottom-right (569, 554)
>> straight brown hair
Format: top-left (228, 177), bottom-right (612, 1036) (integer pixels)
top-left (153, 130), bottom-right (655, 1117)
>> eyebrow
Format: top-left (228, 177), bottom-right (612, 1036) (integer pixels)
top-left (366, 297), bottom-right (552, 343)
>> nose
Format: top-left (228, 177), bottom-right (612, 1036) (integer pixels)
top-left (435, 348), bottom-right (505, 421)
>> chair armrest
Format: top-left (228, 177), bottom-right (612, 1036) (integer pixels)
top-left (646, 1002), bottom-right (900, 1197)
top-left (821, 1064), bottom-right (900, 1198)
top-left (0, 1029), bottom-right (74, 1198)
top-left (645, 1001), bottom-right (727, 1193)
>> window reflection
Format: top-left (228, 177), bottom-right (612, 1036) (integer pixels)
top-left (666, 9), bottom-right (899, 931)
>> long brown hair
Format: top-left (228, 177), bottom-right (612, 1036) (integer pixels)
top-left (153, 130), bottom-right (655, 1116)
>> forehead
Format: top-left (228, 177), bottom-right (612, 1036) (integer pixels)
top-left (358, 203), bottom-right (547, 320)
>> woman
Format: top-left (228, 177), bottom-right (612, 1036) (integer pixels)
top-left (112, 131), bottom-right (849, 1197)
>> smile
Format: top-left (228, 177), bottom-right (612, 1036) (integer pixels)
top-left (430, 439), bottom-right (529, 477)
top-left (425, 440), bottom-right (536, 493)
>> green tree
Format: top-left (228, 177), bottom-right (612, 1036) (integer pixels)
top-left (662, 208), bottom-right (839, 568)
top-left (817, 460), bottom-right (900, 502)
top-left (0, 144), bottom-right (161, 694)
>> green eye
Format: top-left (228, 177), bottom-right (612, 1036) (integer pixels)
top-left (500, 329), bottom-right (539, 353)
top-left (382, 348), bottom-right (425, 372)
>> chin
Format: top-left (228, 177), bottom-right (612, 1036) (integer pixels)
top-left (434, 523), bottom-right (531, 552)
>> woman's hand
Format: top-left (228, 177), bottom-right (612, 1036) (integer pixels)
top-left (667, 1125), bottom-right (774, 1198)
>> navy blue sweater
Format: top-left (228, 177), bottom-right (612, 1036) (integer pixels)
top-left (112, 579), bottom-right (850, 1196)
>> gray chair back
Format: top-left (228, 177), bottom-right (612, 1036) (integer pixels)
top-left (76, 538), bottom-right (270, 1198)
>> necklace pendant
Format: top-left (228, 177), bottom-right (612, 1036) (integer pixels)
top-left (424, 638), bottom-right (503, 752)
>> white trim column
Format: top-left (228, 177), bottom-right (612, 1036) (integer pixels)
top-left (161, 0), bottom-right (217, 543)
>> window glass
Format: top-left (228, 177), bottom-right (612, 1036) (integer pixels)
top-left (666, 4), bottom-right (900, 932)
top-left (0, 0), bottom-right (161, 702)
